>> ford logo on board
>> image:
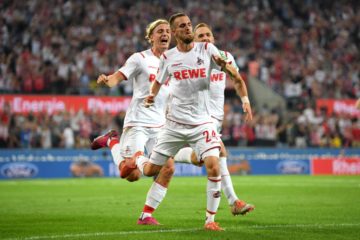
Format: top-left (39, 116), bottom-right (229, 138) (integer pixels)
top-left (276, 160), bottom-right (308, 174)
top-left (1, 163), bottom-right (39, 178)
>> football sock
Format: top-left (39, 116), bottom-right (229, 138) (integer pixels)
top-left (174, 147), bottom-right (193, 164)
top-left (206, 176), bottom-right (221, 223)
top-left (140, 182), bottom-right (167, 220)
top-left (220, 157), bottom-right (238, 205)
top-left (108, 137), bottom-right (119, 149)
top-left (140, 205), bottom-right (154, 220)
top-left (136, 155), bottom-right (149, 175)
top-left (109, 142), bottom-right (122, 166)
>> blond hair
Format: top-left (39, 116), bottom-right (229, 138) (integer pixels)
top-left (194, 23), bottom-right (212, 33)
top-left (145, 19), bottom-right (169, 44)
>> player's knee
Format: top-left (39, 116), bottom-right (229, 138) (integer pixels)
top-left (204, 157), bottom-right (220, 177)
top-left (126, 169), bottom-right (141, 182)
top-left (207, 165), bottom-right (220, 177)
top-left (144, 163), bottom-right (162, 177)
top-left (162, 165), bottom-right (175, 178)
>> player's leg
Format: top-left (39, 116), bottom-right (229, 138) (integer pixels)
top-left (136, 125), bottom-right (184, 176)
top-left (118, 127), bottom-right (150, 181)
top-left (202, 153), bottom-right (223, 231)
top-left (192, 123), bottom-right (223, 231)
top-left (174, 147), bottom-right (202, 166)
top-left (137, 130), bottom-right (175, 225)
top-left (137, 158), bottom-right (175, 225)
top-left (219, 141), bottom-right (255, 215)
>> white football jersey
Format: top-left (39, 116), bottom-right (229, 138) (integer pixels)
top-left (209, 50), bottom-right (239, 121)
top-left (119, 49), bottom-right (169, 128)
top-left (157, 42), bottom-right (220, 125)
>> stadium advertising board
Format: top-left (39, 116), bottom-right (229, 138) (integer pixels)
top-left (0, 149), bottom-right (202, 179)
top-left (226, 148), bottom-right (360, 175)
top-left (0, 148), bottom-right (359, 179)
top-left (316, 99), bottom-right (360, 117)
top-left (0, 95), bottom-right (131, 115)
top-left (312, 157), bottom-right (360, 175)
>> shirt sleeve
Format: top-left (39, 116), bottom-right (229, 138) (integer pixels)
top-left (118, 53), bottom-right (140, 80)
top-left (207, 43), bottom-right (222, 71)
top-left (156, 54), bottom-right (169, 85)
top-left (227, 52), bottom-right (239, 72)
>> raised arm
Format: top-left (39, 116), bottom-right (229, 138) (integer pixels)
top-left (212, 55), bottom-right (253, 122)
top-left (97, 71), bottom-right (126, 88)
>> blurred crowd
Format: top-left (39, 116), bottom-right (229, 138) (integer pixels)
top-left (1, 0), bottom-right (358, 98)
top-left (0, 0), bottom-right (359, 149)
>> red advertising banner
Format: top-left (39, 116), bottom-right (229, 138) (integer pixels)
top-left (312, 157), bottom-right (360, 175)
top-left (316, 99), bottom-right (360, 117)
top-left (0, 95), bottom-right (131, 115)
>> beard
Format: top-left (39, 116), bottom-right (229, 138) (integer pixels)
top-left (180, 33), bottom-right (194, 44)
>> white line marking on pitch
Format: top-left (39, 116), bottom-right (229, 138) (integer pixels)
top-left (4, 223), bottom-right (360, 240)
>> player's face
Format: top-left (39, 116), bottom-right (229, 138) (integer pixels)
top-left (194, 26), bottom-right (214, 44)
top-left (151, 23), bottom-right (171, 50)
top-left (173, 16), bottom-right (194, 44)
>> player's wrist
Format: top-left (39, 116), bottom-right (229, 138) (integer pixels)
top-left (241, 96), bottom-right (250, 104)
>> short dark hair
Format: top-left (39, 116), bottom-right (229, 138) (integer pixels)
top-left (169, 12), bottom-right (187, 29)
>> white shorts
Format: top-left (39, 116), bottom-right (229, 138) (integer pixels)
top-left (211, 117), bottom-right (223, 133)
top-left (150, 121), bottom-right (221, 166)
top-left (119, 127), bottom-right (161, 160)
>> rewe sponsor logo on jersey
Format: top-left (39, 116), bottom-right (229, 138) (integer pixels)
top-left (149, 74), bottom-right (169, 86)
top-left (173, 68), bottom-right (206, 80)
top-left (210, 73), bottom-right (224, 82)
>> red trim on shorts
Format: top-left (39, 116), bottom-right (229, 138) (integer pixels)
top-left (205, 42), bottom-right (208, 50)
top-left (139, 52), bottom-right (146, 58)
top-left (200, 146), bottom-right (221, 161)
top-left (207, 209), bottom-right (216, 215)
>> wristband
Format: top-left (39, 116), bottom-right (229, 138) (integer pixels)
top-left (241, 96), bottom-right (250, 104)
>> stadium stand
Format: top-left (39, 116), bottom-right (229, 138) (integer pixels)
top-left (0, 0), bottom-right (359, 148)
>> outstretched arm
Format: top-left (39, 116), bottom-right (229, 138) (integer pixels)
top-left (97, 71), bottom-right (126, 88)
top-left (144, 80), bottom-right (162, 108)
top-left (212, 55), bottom-right (253, 122)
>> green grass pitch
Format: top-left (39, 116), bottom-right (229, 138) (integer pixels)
top-left (0, 175), bottom-right (359, 240)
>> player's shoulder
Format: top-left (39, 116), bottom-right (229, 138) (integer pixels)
top-left (194, 42), bottom-right (216, 51)
top-left (160, 47), bottom-right (177, 61)
top-left (137, 49), bottom-right (153, 59)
